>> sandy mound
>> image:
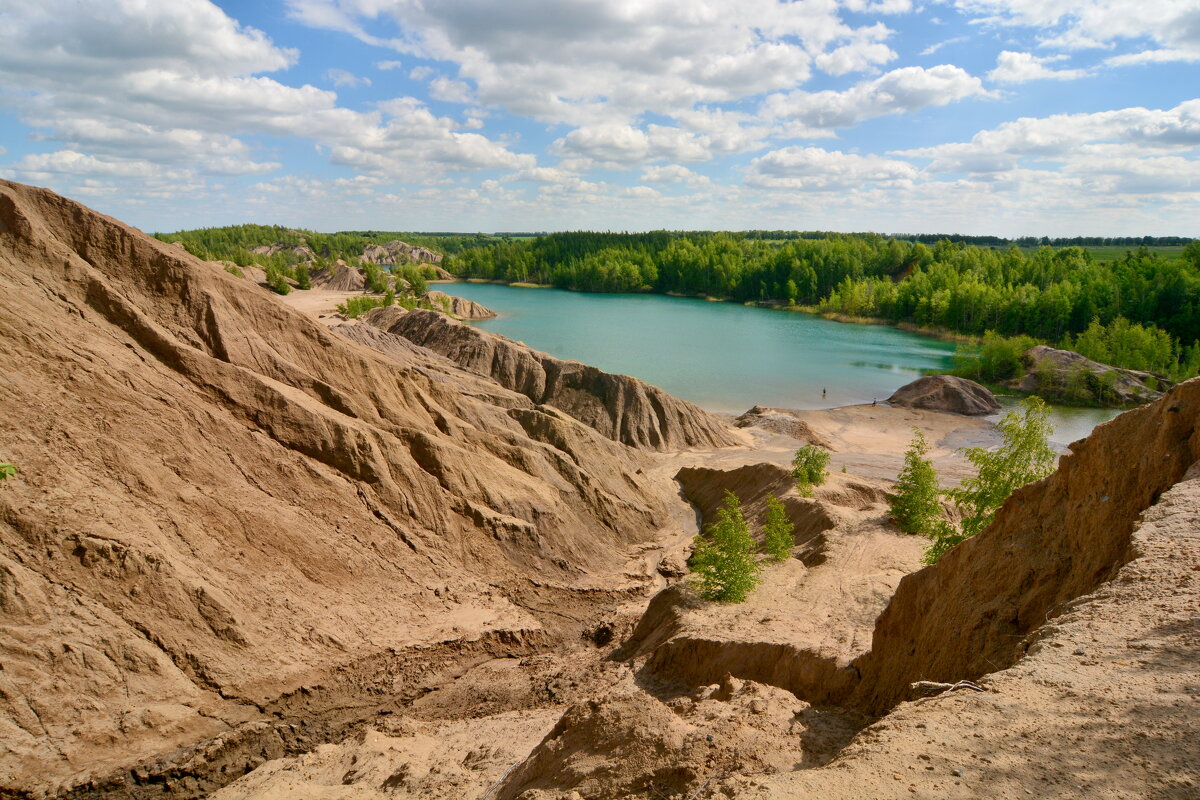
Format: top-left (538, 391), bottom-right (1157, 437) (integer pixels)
top-left (368, 309), bottom-right (740, 451)
top-left (888, 374), bottom-right (1001, 416)
top-left (0, 180), bottom-right (682, 796)
top-left (734, 405), bottom-right (834, 447)
top-left (309, 259), bottom-right (365, 291)
top-left (495, 678), bottom-right (822, 800)
top-left (421, 289), bottom-right (496, 320)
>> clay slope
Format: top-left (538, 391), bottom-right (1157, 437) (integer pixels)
top-left (0, 180), bottom-right (680, 795)
top-left (849, 376), bottom-right (1200, 712)
top-left (368, 308), bottom-right (740, 451)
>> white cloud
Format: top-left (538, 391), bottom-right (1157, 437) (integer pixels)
top-left (988, 51), bottom-right (1088, 83)
top-left (429, 76), bottom-right (474, 104)
top-left (375, 59), bottom-right (403, 70)
top-left (550, 124), bottom-right (715, 168)
top-left (0, 0), bottom-right (533, 188)
top-left (952, 0), bottom-right (1200, 59)
top-left (327, 68), bottom-right (371, 88)
top-left (746, 146), bottom-right (918, 190)
top-left (895, 100), bottom-right (1200, 174)
top-left (763, 65), bottom-right (991, 133)
top-left (640, 164), bottom-right (712, 186)
top-left (286, 0), bottom-right (908, 127)
top-left (921, 36), bottom-right (968, 56)
top-left (1106, 48), bottom-right (1200, 67)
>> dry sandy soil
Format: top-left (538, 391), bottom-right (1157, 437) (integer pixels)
top-left (1, 180), bottom-right (1196, 800)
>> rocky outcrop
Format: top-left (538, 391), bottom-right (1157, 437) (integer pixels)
top-left (888, 374), bottom-right (1001, 415)
top-left (309, 258), bottom-right (365, 291)
top-left (1013, 344), bottom-right (1167, 406)
top-left (360, 240), bottom-right (443, 266)
top-left (367, 309), bottom-right (739, 451)
top-left (0, 180), bottom-right (679, 795)
top-left (734, 405), bottom-right (835, 446)
top-left (249, 241), bottom-right (316, 262)
top-left (421, 289), bottom-right (496, 320)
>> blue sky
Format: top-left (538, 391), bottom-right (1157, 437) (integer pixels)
top-left (0, 0), bottom-right (1197, 236)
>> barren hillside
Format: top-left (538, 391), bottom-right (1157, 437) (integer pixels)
top-left (0, 180), bottom-right (726, 795)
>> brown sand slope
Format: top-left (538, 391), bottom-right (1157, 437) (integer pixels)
top-left (0, 180), bottom-right (708, 795)
top-left (369, 308), bottom-right (740, 451)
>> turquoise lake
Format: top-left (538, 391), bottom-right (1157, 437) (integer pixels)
top-left (445, 282), bottom-right (1119, 445)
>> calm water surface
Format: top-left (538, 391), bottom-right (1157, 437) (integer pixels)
top-left (447, 282), bottom-right (1119, 445)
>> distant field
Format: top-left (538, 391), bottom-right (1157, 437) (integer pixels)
top-left (1008, 244), bottom-right (1186, 262)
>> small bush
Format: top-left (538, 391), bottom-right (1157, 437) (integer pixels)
top-left (761, 495), bottom-right (794, 562)
top-left (690, 491), bottom-right (762, 602)
top-left (0, 462), bottom-right (15, 482)
top-left (791, 445), bottom-right (830, 494)
top-left (266, 269), bottom-right (291, 295)
top-left (337, 293), bottom-right (394, 319)
top-left (223, 263), bottom-right (245, 278)
top-left (295, 264), bottom-right (312, 290)
top-left (888, 428), bottom-right (942, 536)
top-left (924, 396), bottom-right (1056, 564)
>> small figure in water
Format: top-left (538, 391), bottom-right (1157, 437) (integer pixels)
top-left (822, 387), bottom-right (827, 398)
top-left (871, 399), bottom-right (876, 406)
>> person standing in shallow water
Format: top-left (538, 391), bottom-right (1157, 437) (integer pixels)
top-left (822, 387), bottom-right (827, 399)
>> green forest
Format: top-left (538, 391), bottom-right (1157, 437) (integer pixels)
top-left (447, 232), bottom-right (1200, 381)
top-left (154, 223), bottom-right (1200, 384)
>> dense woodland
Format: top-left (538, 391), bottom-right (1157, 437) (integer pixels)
top-left (155, 224), bottom-right (1200, 383)
top-left (448, 232), bottom-right (1200, 380)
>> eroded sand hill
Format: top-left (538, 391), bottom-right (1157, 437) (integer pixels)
top-left (1, 181), bottom-right (1196, 800)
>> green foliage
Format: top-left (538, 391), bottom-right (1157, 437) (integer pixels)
top-left (888, 429), bottom-right (943, 535)
top-left (791, 445), bottom-right (830, 493)
top-left (223, 263), bottom-right (245, 279)
top-left (951, 332), bottom-right (1038, 382)
top-left (0, 462), bottom-right (15, 482)
top-left (1061, 316), bottom-right (1179, 377)
top-left (363, 263), bottom-right (391, 294)
top-left (449, 231), bottom-right (1200, 380)
top-left (295, 264), bottom-right (311, 290)
top-left (924, 397), bottom-right (1056, 564)
top-left (337, 293), bottom-right (394, 319)
top-left (267, 269), bottom-right (291, 295)
top-left (762, 495), bottom-right (794, 562)
top-left (690, 491), bottom-right (762, 602)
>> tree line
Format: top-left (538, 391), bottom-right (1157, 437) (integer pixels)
top-left (449, 232), bottom-right (1200, 379)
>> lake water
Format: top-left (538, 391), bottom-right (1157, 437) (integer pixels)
top-left (446, 282), bottom-right (1120, 446)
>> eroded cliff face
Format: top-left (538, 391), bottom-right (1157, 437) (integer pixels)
top-left (848, 377), bottom-right (1200, 713)
top-left (366, 308), bottom-right (741, 451)
top-left (0, 181), bottom-right (692, 795)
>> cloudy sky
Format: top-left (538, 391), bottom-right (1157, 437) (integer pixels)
top-left (0, 0), bottom-right (1197, 236)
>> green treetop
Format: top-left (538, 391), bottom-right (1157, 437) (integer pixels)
top-left (690, 490), bottom-right (762, 602)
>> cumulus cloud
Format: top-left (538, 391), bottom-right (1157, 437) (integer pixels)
top-left (286, 0), bottom-right (908, 127)
top-left (551, 124), bottom-right (714, 168)
top-left (640, 164), bottom-right (712, 186)
top-left (988, 52), bottom-right (1088, 83)
top-left (746, 146), bottom-right (918, 190)
top-left (375, 59), bottom-right (403, 70)
top-left (952, 0), bottom-right (1200, 59)
top-left (762, 65), bottom-right (991, 133)
top-left (895, 100), bottom-right (1200, 173)
top-left (428, 76), bottom-right (474, 104)
top-left (0, 0), bottom-right (533, 191)
top-left (327, 68), bottom-right (371, 87)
